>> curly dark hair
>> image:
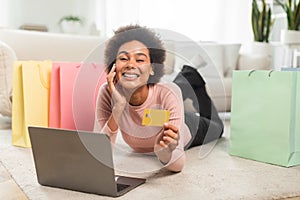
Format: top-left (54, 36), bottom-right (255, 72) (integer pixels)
top-left (104, 24), bottom-right (166, 83)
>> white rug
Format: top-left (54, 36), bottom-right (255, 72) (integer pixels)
top-left (1, 120), bottom-right (300, 200)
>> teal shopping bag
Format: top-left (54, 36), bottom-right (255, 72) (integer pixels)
top-left (229, 70), bottom-right (300, 167)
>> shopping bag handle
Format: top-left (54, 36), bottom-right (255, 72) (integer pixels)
top-left (38, 64), bottom-right (50, 89)
top-left (248, 70), bottom-right (274, 77)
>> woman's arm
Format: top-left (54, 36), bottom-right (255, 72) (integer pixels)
top-left (95, 65), bottom-right (126, 142)
top-left (154, 125), bottom-right (186, 172)
top-left (154, 123), bottom-right (180, 163)
top-left (154, 83), bottom-right (189, 172)
top-left (95, 84), bottom-right (118, 142)
top-left (165, 151), bottom-right (186, 172)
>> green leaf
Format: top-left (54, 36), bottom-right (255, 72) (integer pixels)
top-left (251, 0), bottom-right (273, 42)
top-left (275, 0), bottom-right (300, 30)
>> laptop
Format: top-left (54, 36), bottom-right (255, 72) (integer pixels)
top-left (28, 126), bottom-right (146, 197)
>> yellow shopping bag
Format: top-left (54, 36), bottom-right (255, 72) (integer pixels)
top-left (12, 61), bottom-right (52, 147)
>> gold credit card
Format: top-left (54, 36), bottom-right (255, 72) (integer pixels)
top-left (142, 109), bottom-right (170, 127)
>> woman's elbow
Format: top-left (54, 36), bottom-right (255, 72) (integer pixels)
top-left (165, 155), bottom-right (185, 172)
top-left (166, 164), bottom-right (183, 173)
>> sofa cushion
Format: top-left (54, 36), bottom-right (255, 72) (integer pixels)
top-left (237, 42), bottom-right (272, 71)
top-left (163, 41), bottom-right (176, 74)
top-left (160, 41), bottom-right (239, 112)
top-left (223, 43), bottom-right (241, 77)
top-left (238, 53), bottom-right (271, 70)
top-left (206, 77), bottom-right (232, 112)
top-left (200, 43), bottom-right (224, 77)
top-left (196, 43), bottom-right (241, 77)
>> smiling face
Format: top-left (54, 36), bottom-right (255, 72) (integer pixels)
top-left (115, 40), bottom-right (153, 90)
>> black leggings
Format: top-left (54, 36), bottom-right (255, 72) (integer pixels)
top-left (173, 65), bottom-right (224, 150)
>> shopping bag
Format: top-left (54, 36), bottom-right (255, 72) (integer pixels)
top-left (230, 70), bottom-right (300, 167)
top-left (12, 61), bottom-right (52, 148)
top-left (49, 62), bottom-right (106, 131)
top-left (49, 62), bottom-right (81, 129)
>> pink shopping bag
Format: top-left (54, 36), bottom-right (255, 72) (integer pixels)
top-left (73, 63), bottom-right (107, 131)
top-left (49, 62), bottom-right (106, 131)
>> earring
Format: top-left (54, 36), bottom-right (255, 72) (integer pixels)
top-left (150, 65), bottom-right (154, 75)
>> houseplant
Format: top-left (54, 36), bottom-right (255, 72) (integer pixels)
top-left (252, 0), bottom-right (273, 42)
top-left (59, 15), bottom-right (83, 34)
top-left (238, 0), bottom-right (274, 71)
top-left (275, 0), bottom-right (300, 30)
top-left (275, 0), bottom-right (300, 67)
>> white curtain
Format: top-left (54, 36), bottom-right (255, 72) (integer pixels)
top-left (96, 0), bottom-right (252, 43)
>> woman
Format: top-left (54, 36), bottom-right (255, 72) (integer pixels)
top-left (95, 24), bottom-right (223, 172)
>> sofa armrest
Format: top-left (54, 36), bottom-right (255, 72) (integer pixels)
top-left (206, 77), bottom-right (232, 112)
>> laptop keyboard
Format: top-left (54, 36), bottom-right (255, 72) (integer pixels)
top-left (117, 183), bottom-right (130, 192)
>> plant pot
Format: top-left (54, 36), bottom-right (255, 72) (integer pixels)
top-left (60, 20), bottom-right (82, 34)
top-left (280, 30), bottom-right (300, 68)
top-left (238, 42), bottom-right (272, 70)
top-left (280, 30), bottom-right (300, 45)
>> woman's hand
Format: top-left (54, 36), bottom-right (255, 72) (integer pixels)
top-left (106, 64), bottom-right (126, 130)
top-left (154, 123), bottom-right (180, 165)
top-left (159, 123), bottom-right (180, 151)
top-left (107, 64), bottom-right (126, 111)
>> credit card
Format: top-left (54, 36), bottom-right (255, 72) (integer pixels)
top-left (142, 109), bottom-right (170, 127)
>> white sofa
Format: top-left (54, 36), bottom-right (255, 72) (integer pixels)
top-left (161, 41), bottom-right (241, 112)
top-left (0, 40), bottom-right (16, 117)
top-left (0, 29), bottom-right (105, 117)
top-left (0, 28), bottom-right (241, 116)
top-left (0, 29), bottom-right (104, 62)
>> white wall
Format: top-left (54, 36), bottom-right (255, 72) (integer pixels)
top-left (0, 0), bottom-right (288, 43)
top-left (137, 0), bottom-right (252, 43)
top-left (100, 0), bottom-right (253, 43)
top-left (0, 0), bottom-right (96, 35)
